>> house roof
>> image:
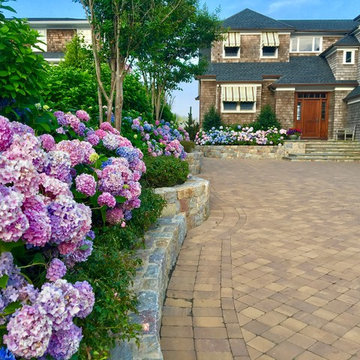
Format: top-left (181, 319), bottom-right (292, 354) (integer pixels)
top-left (202, 56), bottom-right (356, 85)
top-left (222, 9), bottom-right (293, 30)
top-left (279, 19), bottom-right (359, 32)
top-left (345, 86), bottom-right (360, 101)
top-left (333, 34), bottom-right (360, 46)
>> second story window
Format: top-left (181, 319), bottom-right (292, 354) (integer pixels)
top-left (261, 32), bottom-right (279, 58)
top-left (343, 50), bottom-right (355, 64)
top-left (224, 32), bottom-right (241, 58)
top-left (290, 36), bottom-right (322, 52)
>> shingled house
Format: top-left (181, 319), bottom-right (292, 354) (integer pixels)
top-left (198, 9), bottom-right (360, 140)
top-left (28, 18), bottom-right (91, 64)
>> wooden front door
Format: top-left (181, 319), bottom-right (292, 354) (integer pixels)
top-left (295, 93), bottom-right (328, 139)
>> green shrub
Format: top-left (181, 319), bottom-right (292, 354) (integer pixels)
top-left (142, 156), bottom-right (189, 187)
top-left (181, 140), bottom-right (196, 153)
top-left (184, 106), bottom-right (199, 140)
top-left (0, 4), bottom-right (48, 119)
top-left (202, 105), bottom-right (222, 131)
top-left (255, 105), bottom-right (281, 130)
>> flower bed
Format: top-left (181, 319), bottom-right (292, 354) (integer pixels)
top-left (195, 126), bottom-right (287, 146)
top-left (123, 117), bottom-right (189, 159)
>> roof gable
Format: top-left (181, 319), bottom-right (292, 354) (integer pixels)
top-left (223, 9), bottom-right (293, 30)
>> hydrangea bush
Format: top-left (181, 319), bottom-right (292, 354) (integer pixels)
top-left (195, 126), bottom-right (287, 146)
top-left (52, 111), bottom-right (146, 226)
top-left (123, 117), bottom-right (189, 159)
top-left (0, 116), bottom-right (95, 359)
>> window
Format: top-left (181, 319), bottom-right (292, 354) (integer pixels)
top-left (222, 101), bottom-right (256, 113)
top-left (290, 37), bottom-right (322, 52)
top-left (343, 50), bottom-right (355, 64)
top-left (297, 102), bottom-right (302, 121)
top-left (223, 101), bottom-right (238, 111)
top-left (262, 46), bottom-right (278, 57)
top-left (240, 102), bottom-right (255, 111)
top-left (224, 46), bottom-right (240, 58)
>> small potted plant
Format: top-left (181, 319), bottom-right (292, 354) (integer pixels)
top-left (287, 128), bottom-right (302, 140)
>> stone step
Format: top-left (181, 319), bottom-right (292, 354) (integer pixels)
top-left (306, 149), bottom-right (360, 154)
top-left (284, 153), bottom-right (360, 161)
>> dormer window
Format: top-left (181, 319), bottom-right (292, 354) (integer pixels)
top-left (261, 32), bottom-right (279, 58)
top-left (223, 32), bottom-right (241, 58)
top-left (290, 36), bottom-right (322, 52)
top-left (343, 50), bottom-right (355, 64)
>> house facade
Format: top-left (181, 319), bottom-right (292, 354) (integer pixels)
top-left (198, 9), bottom-right (360, 140)
top-left (28, 18), bottom-right (91, 64)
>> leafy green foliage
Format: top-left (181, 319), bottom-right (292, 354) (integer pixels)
top-left (63, 34), bottom-right (93, 70)
top-left (42, 64), bottom-right (152, 121)
top-left (69, 248), bottom-right (141, 360)
top-left (185, 106), bottom-right (199, 140)
top-left (142, 156), bottom-right (189, 188)
top-left (202, 105), bottom-right (222, 131)
top-left (254, 105), bottom-right (281, 131)
top-left (43, 66), bottom-right (98, 115)
top-left (0, 1), bottom-right (48, 118)
top-left (138, 0), bottom-right (222, 121)
top-left (181, 140), bottom-right (195, 153)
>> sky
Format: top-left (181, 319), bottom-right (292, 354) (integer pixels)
top-left (4, 0), bottom-right (360, 119)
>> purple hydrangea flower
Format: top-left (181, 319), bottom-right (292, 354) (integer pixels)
top-left (46, 259), bottom-right (67, 282)
top-left (76, 110), bottom-right (90, 122)
top-left (47, 324), bottom-right (83, 360)
top-left (64, 239), bottom-right (93, 268)
top-left (4, 305), bottom-right (52, 359)
top-left (74, 281), bottom-right (95, 318)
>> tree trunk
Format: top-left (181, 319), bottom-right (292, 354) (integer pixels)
top-left (114, 70), bottom-right (124, 130)
top-left (98, 87), bottom-right (103, 123)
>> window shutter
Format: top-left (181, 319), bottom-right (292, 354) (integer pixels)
top-left (262, 32), bottom-right (280, 47)
top-left (225, 32), bottom-right (241, 47)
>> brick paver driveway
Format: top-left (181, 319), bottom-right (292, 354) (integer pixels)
top-left (161, 158), bottom-right (360, 360)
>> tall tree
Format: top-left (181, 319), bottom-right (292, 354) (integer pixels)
top-left (75, 0), bottom-right (185, 129)
top-left (139, 1), bottom-right (222, 121)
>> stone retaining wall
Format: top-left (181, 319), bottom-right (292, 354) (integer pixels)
top-left (111, 215), bottom-right (187, 360)
top-left (196, 145), bottom-right (286, 159)
top-left (185, 151), bottom-right (203, 175)
top-left (111, 177), bottom-right (210, 360)
top-left (155, 176), bottom-right (210, 229)
top-left (196, 142), bottom-right (306, 160)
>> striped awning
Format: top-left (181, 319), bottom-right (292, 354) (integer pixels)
top-left (224, 32), bottom-right (241, 47)
top-left (222, 86), bottom-right (257, 102)
top-left (262, 32), bottom-right (280, 47)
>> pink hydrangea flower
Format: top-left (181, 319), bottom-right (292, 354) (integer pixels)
top-left (39, 134), bottom-right (56, 151)
top-left (106, 208), bottom-right (124, 225)
top-left (0, 116), bottom-right (14, 151)
top-left (75, 174), bottom-right (96, 197)
top-left (76, 110), bottom-right (90, 122)
top-left (97, 192), bottom-right (116, 208)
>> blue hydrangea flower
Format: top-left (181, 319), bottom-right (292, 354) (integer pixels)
top-left (0, 347), bottom-right (16, 360)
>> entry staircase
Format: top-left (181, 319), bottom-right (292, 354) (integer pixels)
top-left (283, 141), bottom-right (360, 161)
